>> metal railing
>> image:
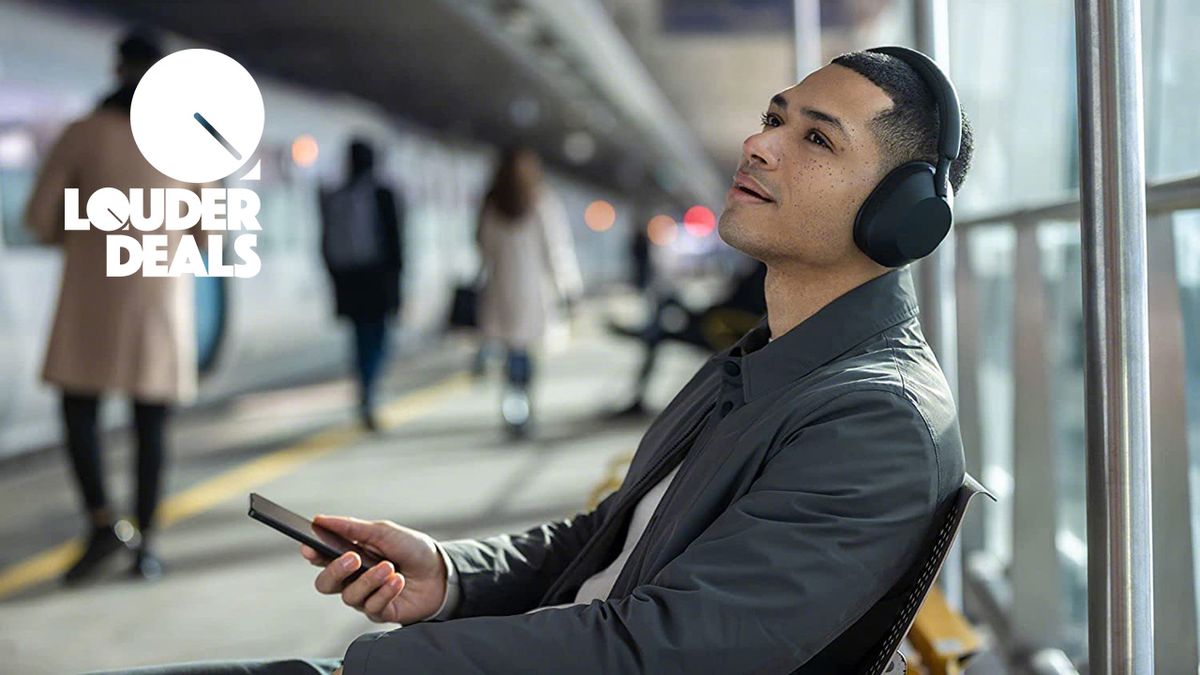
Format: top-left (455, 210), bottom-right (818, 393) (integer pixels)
top-left (947, 170), bottom-right (1200, 673)
top-left (956, 173), bottom-right (1200, 228)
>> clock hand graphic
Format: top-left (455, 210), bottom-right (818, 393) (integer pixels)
top-left (131, 49), bottom-right (264, 183)
top-left (193, 112), bottom-right (243, 161)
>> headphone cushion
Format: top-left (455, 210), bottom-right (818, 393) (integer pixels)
top-left (854, 161), bottom-right (952, 267)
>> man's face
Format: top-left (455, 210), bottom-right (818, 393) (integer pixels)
top-left (718, 64), bottom-right (894, 268)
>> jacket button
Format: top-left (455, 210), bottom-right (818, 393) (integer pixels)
top-left (720, 401), bottom-right (734, 415)
top-left (724, 362), bottom-right (740, 376)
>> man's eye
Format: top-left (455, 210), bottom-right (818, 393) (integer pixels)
top-left (760, 112), bottom-right (781, 129)
top-left (806, 130), bottom-right (830, 149)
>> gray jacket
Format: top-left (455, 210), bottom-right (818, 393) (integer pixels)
top-left (343, 268), bottom-right (965, 674)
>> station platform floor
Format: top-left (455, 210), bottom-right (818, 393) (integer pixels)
top-left (0, 310), bottom-right (707, 673)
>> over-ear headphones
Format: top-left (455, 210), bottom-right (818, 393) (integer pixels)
top-left (852, 46), bottom-right (962, 268)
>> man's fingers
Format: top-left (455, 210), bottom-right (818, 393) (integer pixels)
top-left (363, 572), bottom-right (405, 618)
top-left (300, 544), bottom-right (330, 567)
top-left (341, 561), bottom-right (394, 607)
top-left (313, 514), bottom-right (378, 544)
top-left (313, 552), bottom-right (361, 594)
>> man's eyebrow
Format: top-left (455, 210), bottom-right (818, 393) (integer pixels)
top-left (768, 95), bottom-right (850, 140)
top-left (800, 106), bottom-right (848, 139)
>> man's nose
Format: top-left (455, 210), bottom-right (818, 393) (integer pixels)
top-left (741, 131), bottom-right (778, 170)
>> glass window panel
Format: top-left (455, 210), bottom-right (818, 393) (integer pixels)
top-left (0, 167), bottom-right (37, 247)
top-left (968, 225), bottom-right (1015, 565)
top-left (1144, 0), bottom-right (1200, 179)
top-left (950, 0), bottom-right (1078, 214)
top-left (1174, 210), bottom-right (1200, 648)
top-left (1041, 220), bottom-right (1088, 659)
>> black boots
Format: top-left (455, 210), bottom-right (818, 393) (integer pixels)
top-left (63, 521), bottom-right (134, 585)
top-left (63, 520), bottom-right (164, 584)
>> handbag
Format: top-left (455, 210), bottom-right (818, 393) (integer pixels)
top-left (448, 284), bottom-right (478, 328)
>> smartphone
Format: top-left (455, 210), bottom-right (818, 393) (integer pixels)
top-left (248, 493), bottom-right (384, 582)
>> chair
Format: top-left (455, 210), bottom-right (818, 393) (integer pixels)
top-left (861, 474), bottom-right (995, 675)
top-left (908, 585), bottom-right (985, 674)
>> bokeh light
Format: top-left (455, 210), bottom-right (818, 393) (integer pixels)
top-left (584, 200), bottom-right (616, 232)
top-left (647, 214), bottom-right (678, 246)
top-left (564, 130), bottom-right (596, 165)
top-left (682, 205), bottom-right (716, 237)
top-left (509, 96), bottom-right (541, 128)
top-left (291, 135), bottom-right (319, 167)
top-left (0, 130), bottom-right (35, 168)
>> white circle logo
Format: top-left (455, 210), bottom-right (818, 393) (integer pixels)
top-left (130, 49), bottom-right (264, 184)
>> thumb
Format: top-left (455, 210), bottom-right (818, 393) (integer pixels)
top-left (313, 514), bottom-right (381, 545)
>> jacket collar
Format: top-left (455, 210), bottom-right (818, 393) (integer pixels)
top-left (729, 268), bottom-right (919, 402)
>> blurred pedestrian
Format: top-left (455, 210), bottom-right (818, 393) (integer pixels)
top-left (319, 139), bottom-right (406, 431)
top-left (24, 31), bottom-right (197, 582)
top-left (628, 204), bottom-right (654, 293)
top-left (610, 259), bottom-right (766, 417)
top-left (476, 147), bottom-right (582, 437)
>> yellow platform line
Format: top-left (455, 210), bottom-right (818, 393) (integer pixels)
top-left (0, 371), bottom-right (470, 600)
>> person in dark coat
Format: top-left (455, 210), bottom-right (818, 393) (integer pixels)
top-left (609, 259), bottom-right (767, 417)
top-left (319, 139), bottom-right (405, 430)
top-left (628, 206), bottom-right (653, 293)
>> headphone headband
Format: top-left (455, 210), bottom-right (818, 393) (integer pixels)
top-left (865, 46), bottom-right (961, 198)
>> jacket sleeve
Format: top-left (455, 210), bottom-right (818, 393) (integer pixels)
top-left (24, 121), bottom-right (83, 245)
top-left (435, 489), bottom-right (619, 619)
top-left (341, 389), bottom-right (943, 674)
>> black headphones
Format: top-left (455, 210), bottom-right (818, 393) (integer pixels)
top-left (852, 46), bottom-right (962, 268)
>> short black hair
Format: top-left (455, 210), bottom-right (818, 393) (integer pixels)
top-left (830, 50), bottom-right (974, 194)
top-left (348, 138), bottom-right (376, 176)
top-left (117, 30), bottom-right (163, 68)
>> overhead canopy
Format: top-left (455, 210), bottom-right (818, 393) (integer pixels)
top-left (50, 0), bottom-right (725, 207)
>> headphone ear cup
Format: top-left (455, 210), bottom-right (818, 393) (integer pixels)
top-left (853, 161), bottom-right (953, 267)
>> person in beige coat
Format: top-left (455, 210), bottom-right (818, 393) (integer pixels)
top-left (475, 147), bottom-right (582, 437)
top-left (24, 32), bottom-right (199, 583)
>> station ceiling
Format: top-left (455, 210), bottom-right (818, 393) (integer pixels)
top-left (49, 0), bottom-right (719, 205)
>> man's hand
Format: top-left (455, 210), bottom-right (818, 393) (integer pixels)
top-left (299, 515), bottom-right (447, 625)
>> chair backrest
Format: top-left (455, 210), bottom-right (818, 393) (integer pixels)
top-left (860, 473), bottom-right (995, 675)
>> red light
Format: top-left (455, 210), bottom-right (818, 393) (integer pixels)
top-left (682, 206), bottom-right (716, 237)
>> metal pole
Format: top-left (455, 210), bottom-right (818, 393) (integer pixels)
top-left (1073, 0), bottom-right (1155, 672)
top-left (913, 0), bottom-right (951, 65)
top-left (792, 0), bottom-right (821, 82)
top-left (911, 0), bottom-right (954, 386)
top-left (912, 0), bottom-right (963, 613)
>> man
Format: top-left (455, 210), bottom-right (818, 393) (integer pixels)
top-left (115, 47), bottom-right (972, 674)
top-left (319, 139), bottom-right (406, 431)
